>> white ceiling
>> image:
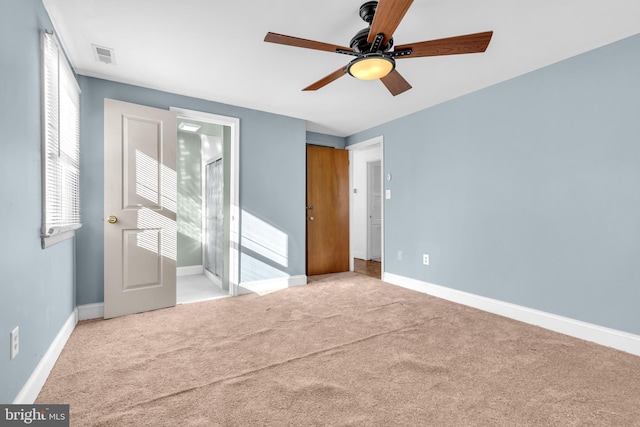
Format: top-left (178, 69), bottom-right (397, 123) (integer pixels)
top-left (43, 0), bottom-right (640, 137)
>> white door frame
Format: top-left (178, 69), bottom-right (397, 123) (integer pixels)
top-left (170, 107), bottom-right (240, 296)
top-left (347, 135), bottom-right (384, 274)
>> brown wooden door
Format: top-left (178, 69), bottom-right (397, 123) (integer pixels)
top-left (306, 145), bottom-right (350, 275)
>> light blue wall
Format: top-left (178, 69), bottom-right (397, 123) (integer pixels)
top-left (0, 0), bottom-right (76, 403)
top-left (306, 131), bottom-right (346, 149)
top-left (77, 77), bottom-right (307, 304)
top-left (347, 34), bottom-right (640, 335)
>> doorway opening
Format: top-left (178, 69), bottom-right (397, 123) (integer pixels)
top-left (171, 107), bottom-right (240, 303)
top-left (348, 136), bottom-right (383, 279)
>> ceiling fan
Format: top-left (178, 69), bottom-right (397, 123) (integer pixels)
top-left (264, 0), bottom-right (493, 96)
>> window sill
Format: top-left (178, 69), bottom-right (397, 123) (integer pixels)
top-left (41, 224), bottom-right (82, 249)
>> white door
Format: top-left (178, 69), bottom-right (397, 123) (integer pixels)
top-left (104, 99), bottom-right (177, 319)
top-left (367, 160), bottom-right (382, 260)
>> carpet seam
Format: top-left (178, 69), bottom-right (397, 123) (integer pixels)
top-left (124, 317), bottom-right (442, 410)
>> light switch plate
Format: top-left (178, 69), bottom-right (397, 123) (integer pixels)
top-left (10, 327), bottom-right (19, 359)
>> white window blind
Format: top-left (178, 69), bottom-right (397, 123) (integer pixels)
top-left (41, 31), bottom-right (81, 248)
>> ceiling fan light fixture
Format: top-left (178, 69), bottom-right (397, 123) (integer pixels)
top-left (347, 54), bottom-right (395, 80)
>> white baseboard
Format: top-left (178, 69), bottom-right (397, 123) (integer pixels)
top-left (78, 303), bottom-right (104, 320)
top-left (13, 309), bottom-right (78, 404)
top-left (239, 275), bottom-right (307, 295)
top-left (383, 272), bottom-right (640, 357)
top-left (177, 265), bottom-right (204, 276)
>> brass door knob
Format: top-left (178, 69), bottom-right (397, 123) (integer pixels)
top-left (107, 215), bottom-right (118, 224)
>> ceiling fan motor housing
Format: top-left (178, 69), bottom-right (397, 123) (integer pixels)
top-left (353, 1), bottom-right (393, 53)
top-left (350, 27), bottom-right (393, 53)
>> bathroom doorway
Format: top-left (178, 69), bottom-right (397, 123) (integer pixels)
top-left (171, 108), bottom-right (240, 303)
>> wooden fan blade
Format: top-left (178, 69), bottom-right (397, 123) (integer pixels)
top-left (265, 32), bottom-right (353, 53)
top-left (395, 31), bottom-right (493, 58)
top-left (303, 67), bottom-right (347, 91)
top-left (367, 0), bottom-right (414, 46)
top-left (380, 70), bottom-right (412, 96)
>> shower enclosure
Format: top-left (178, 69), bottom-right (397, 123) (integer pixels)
top-left (204, 158), bottom-right (223, 282)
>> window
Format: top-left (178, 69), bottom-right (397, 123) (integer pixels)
top-left (41, 31), bottom-right (81, 248)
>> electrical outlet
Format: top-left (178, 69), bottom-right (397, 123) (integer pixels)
top-left (10, 327), bottom-right (19, 359)
top-left (423, 254), bottom-right (430, 266)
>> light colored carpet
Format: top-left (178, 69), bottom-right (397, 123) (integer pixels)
top-left (37, 272), bottom-right (640, 426)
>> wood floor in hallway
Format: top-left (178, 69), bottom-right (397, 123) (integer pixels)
top-left (354, 258), bottom-right (381, 279)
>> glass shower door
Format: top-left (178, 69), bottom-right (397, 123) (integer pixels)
top-left (205, 158), bottom-right (223, 280)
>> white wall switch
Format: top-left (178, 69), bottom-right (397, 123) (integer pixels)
top-left (398, 250), bottom-right (403, 260)
top-left (423, 254), bottom-right (430, 265)
top-left (385, 189), bottom-right (391, 199)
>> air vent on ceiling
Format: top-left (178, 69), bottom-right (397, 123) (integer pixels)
top-left (92, 44), bottom-right (116, 65)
